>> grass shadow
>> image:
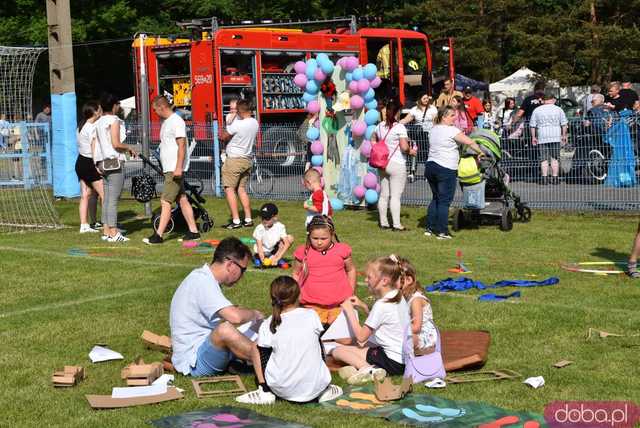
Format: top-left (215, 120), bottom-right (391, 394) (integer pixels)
top-left (591, 247), bottom-right (629, 263)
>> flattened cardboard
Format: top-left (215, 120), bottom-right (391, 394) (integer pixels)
top-left (553, 360), bottom-right (573, 368)
top-left (52, 366), bottom-right (85, 387)
top-left (192, 375), bottom-right (247, 398)
top-left (374, 376), bottom-right (412, 401)
top-left (141, 330), bottom-right (172, 353)
top-left (86, 386), bottom-right (183, 409)
top-left (447, 369), bottom-right (521, 384)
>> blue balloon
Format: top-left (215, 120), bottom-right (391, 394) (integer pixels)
top-left (305, 80), bottom-right (319, 94)
top-left (352, 68), bottom-right (364, 81)
top-left (364, 63), bottom-right (378, 80)
top-left (345, 72), bottom-right (353, 82)
top-left (305, 59), bottom-right (317, 80)
top-left (311, 154), bottom-right (324, 166)
top-left (364, 109), bottom-right (380, 126)
top-left (330, 198), bottom-right (344, 211)
top-left (302, 92), bottom-right (316, 103)
top-left (306, 126), bottom-right (320, 141)
top-left (363, 88), bottom-right (376, 102)
top-left (320, 60), bottom-right (334, 75)
top-left (365, 189), bottom-right (379, 204)
top-left (316, 53), bottom-right (329, 63)
top-left (365, 125), bottom-right (376, 140)
top-left (365, 100), bottom-right (378, 110)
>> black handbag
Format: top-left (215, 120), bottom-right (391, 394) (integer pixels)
top-left (131, 173), bottom-right (157, 203)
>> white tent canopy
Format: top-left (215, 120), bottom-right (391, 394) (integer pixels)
top-left (489, 67), bottom-right (559, 106)
top-left (120, 96), bottom-right (135, 118)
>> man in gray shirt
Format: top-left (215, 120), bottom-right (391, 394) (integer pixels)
top-left (529, 91), bottom-right (568, 185)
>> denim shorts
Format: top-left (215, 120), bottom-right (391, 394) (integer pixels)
top-left (190, 337), bottom-right (232, 377)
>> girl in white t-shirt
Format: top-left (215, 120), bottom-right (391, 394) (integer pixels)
top-left (332, 255), bottom-right (410, 385)
top-left (75, 101), bottom-right (104, 234)
top-left (401, 93), bottom-right (437, 132)
top-left (371, 101), bottom-right (417, 231)
top-left (398, 257), bottom-right (438, 353)
top-left (236, 276), bottom-right (342, 405)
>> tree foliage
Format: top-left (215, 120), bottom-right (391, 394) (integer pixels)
top-left (0, 0), bottom-right (639, 108)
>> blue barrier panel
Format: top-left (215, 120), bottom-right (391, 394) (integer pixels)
top-left (52, 92), bottom-right (80, 197)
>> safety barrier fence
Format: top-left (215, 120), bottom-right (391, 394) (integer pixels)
top-left (3, 116), bottom-right (639, 211)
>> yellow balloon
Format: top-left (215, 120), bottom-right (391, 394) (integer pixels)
top-left (263, 258), bottom-right (272, 266)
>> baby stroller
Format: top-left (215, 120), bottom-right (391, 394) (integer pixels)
top-left (452, 129), bottom-right (531, 232)
top-left (133, 153), bottom-right (214, 234)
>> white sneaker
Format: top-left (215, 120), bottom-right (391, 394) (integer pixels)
top-left (318, 384), bottom-right (343, 402)
top-left (347, 366), bottom-right (387, 385)
top-left (235, 386), bottom-right (276, 405)
top-left (107, 233), bottom-right (129, 243)
top-left (79, 224), bottom-right (99, 233)
top-left (101, 235), bottom-right (108, 241)
top-left (338, 365), bottom-right (358, 380)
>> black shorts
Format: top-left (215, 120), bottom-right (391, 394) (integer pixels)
top-left (75, 155), bottom-right (101, 184)
top-left (366, 347), bottom-right (405, 376)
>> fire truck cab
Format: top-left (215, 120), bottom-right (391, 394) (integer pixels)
top-left (132, 17), bottom-right (454, 127)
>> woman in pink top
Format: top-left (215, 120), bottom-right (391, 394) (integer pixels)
top-left (292, 215), bottom-right (356, 326)
top-left (450, 95), bottom-right (473, 134)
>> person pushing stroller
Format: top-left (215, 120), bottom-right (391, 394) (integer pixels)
top-left (144, 96), bottom-right (200, 245)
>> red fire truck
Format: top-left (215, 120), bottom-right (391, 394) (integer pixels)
top-left (132, 17), bottom-right (454, 127)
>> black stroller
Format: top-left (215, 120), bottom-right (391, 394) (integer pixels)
top-left (133, 153), bottom-right (214, 234)
top-left (452, 129), bottom-right (531, 232)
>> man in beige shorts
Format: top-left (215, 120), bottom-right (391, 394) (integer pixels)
top-left (218, 99), bottom-right (258, 229)
top-left (144, 96), bottom-right (200, 244)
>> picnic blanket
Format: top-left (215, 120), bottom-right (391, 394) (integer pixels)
top-left (151, 406), bottom-right (310, 428)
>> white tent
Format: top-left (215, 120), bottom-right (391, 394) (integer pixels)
top-left (489, 67), bottom-right (559, 105)
top-left (119, 96), bottom-right (136, 118)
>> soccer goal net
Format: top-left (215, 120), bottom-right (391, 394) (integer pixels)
top-left (0, 46), bottom-right (62, 232)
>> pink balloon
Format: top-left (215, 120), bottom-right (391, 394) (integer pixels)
top-left (357, 79), bottom-right (370, 93)
top-left (348, 80), bottom-right (359, 93)
top-left (314, 69), bottom-right (326, 82)
top-left (348, 57), bottom-right (360, 71)
top-left (353, 185), bottom-right (366, 199)
top-left (310, 140), bottom-right (323, 155)
top-left (351, 120), bottom-right (367, 136)
top-left (360, 140), bottom-right (372, 157)
top-left (294, 61), bottom-right (307, 74)
top-left (294, 73), bottom-right (308, 88)
top-left (363, 172), bottom-right (378, 189)
top-left (376, 183), bottom-right (381, 193)
top-left (350, 95), bottom-right (364, 110)
top-left (306, 100), bottom-right (320, 114)
top-left (313, 166), bottom-right (323, 175)
top-left (370, 76), bottom-right (382, 89)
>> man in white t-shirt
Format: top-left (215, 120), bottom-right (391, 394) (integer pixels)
top-left (144, 96), bottom-right (200, 245)
top-left (252, 203), bottom-right (294, 267)
top-left (219, 99), bottom-right (258, 229)
top-left (529, 92), bottom-right (568, 185)
top-left (170, 237), bottom-right (264, 376)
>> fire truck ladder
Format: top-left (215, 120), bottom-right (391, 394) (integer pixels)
top-left (177, 16), bottom-right (358, 36)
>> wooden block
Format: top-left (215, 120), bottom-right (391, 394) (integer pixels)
top-left (52, 365), bottom-right (84, 387)
top-left (121, 360), bottom-right (163, 386)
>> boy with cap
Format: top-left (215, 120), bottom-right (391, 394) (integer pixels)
top-left (462, 86), bottom-right (484, 124)
top-left (252, 203), bottom-right (294, 267)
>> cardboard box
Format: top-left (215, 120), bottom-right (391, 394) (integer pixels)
top-left (52, 366), bottom-right (85, 387)
top-left (374, 376), bottom-right (412, 401)
top-left (141, 330), bottom-right (172, 354)
top-left (121, 360), bottom-right (163, 386)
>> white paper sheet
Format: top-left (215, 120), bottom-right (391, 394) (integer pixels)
top-left (238, 319), bottom-right (262, 342)
top-left (321, 309), bottom-right (359, 341)
top-left (523, 376), bottom-right (545, 389)
top-left (111, 383), bottom-right (167, 399)
top-left (89, 345), bottom-right (124, 363)
top-left (152, 374), bottom-right (174, 386)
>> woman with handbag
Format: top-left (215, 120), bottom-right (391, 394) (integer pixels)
top-left (370, 100), bottom-right (417, 231)
top-left (94, 93), bottom-right (136, 242)
top-left (425, 106), bottom-right (484, 240)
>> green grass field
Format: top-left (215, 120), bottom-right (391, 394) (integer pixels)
top-left (2, 197), bottom-right (639, 427)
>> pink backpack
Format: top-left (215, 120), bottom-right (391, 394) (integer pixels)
top-left (369, 124), bottom-right (399, 169)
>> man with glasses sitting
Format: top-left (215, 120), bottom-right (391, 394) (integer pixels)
top-left (170, 237), bottom-right (264, 376)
